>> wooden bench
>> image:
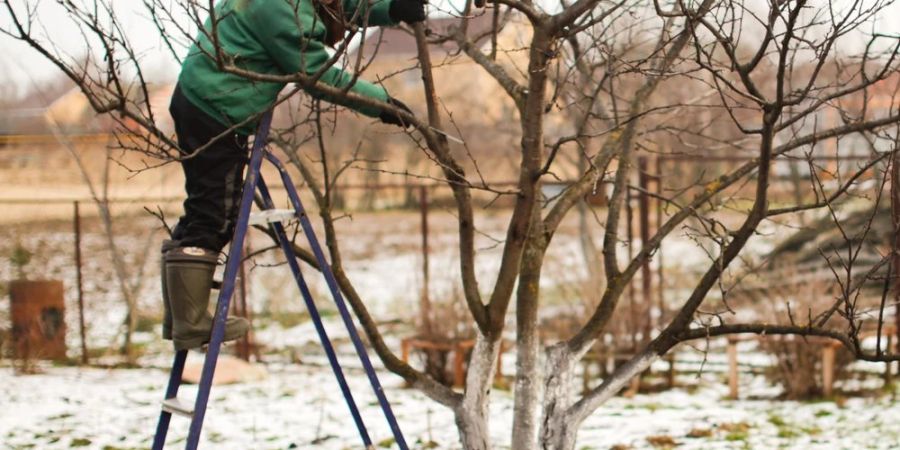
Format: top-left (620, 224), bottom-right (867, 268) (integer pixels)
top-left (401, 337), bottom-right (508, 387)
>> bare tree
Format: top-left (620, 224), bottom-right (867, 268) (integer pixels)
top-left (4, 0), bottom-right (900, 449)
top-left (18, 71), bottom-right (159, 361)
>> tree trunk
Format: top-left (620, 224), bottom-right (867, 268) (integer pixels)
top-left (455, 407), bottom-right (492, 450)
top-left (539, 341), bottom-right (663, 450)
top-left (455, 333), bottom-right (500, 450)
top-left (539, 344), bottom-right (578, 450)
top-left (540, 412), bottom-right (578, 450)
top-left (512, 227), bottom-right (547, 450)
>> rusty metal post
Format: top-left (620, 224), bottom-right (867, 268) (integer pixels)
top-left (74, 201), bottom-right (88, 364)
top-left (10, 280), bottom-right (67, 361)
top-left (822, 343), bottom-right (836, 397)
top-left (727, 338), bottom-right (739, 399)
top-left (892, 149), bottom-right (900, 354)
top-left (626, 185), bottom-right (637, 348)
top-left (656, 157), bottom-right (666, 325)
top-left (885, 334), bottom-right (894, 386)
top-left (419, 185), bottom-right (432, 336)
top-left (638, 157), bottom-right (652, 337)
top-left (235, 238), bottom-right (253, 361)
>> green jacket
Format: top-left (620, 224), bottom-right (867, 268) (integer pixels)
top-left (178, 0), bottom-right (396, 134)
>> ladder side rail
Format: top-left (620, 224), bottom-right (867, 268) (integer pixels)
top-left (152, 350), bottom-right (189, 450)
top-left (256, 176), bottom-right (374, 448)
top-left (184, 112), bottom-right (274, 450)
top-left (263, 151), bottom-right (409, 450)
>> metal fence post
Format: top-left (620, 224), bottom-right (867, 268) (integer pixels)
top-left (73, 201), bottom-right (88, 364)
top-left (419, 185), bottom-right (432, 335)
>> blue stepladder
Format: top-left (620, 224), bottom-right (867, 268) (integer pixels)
top-left (151, 112), bottom-right (409, 450)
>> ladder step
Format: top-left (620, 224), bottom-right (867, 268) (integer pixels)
top-left (248, 209), bottom-right (297, 225)
top-left (161, 398), bottom-right (195, 418)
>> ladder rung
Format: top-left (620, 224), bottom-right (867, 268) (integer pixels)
top-left (248, 209), bottom-right (297, 225)
top-left (161, 398), bottom-right (195, 418)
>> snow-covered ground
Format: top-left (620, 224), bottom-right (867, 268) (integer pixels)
top-left (3, 211), bottom-right (898, 449)
top-left (3, 355), bottom-right (899, 450)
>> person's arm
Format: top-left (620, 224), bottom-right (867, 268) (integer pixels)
top-left (250, 1), bottom-right (388, 117)
top-left (343, 0), bottom-right (425, 28)
top-left (342, 0), bottom-right (394, 27)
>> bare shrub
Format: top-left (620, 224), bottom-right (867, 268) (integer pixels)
top-left (734, 274), bottom-right (853, 399)
top-left (412, 283), bottom-right (476, 387)
top-left (761, 338), bottom-right (854, 399)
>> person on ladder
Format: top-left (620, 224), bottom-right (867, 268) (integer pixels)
top-left (162, 0), bottom-right (423, 351)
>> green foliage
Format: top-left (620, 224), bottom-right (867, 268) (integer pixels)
top-left (259, 310), bottom-right (311, 328)
top-left (768, 414), bottom-right (787, 427)
top-left (725, 430), bottom-right (749, 442)
top-left (9, 241), bottom-right (32, 280)
top-left (134, 314), bottom-right (158, 333)
top-left (776, 428), bottom-right (799, 439)
top-left (768, 414), bottom-right (822, 439)
top-left (721, 422), bottom-right (751, 442)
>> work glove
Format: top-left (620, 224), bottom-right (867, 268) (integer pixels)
top-left (379, 97), bottom-right (413, 128)
top-left (389, 0), bottom-right (426, 24)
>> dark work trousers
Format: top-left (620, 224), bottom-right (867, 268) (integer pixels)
top-left (168, 84), bottom-right (250, 253)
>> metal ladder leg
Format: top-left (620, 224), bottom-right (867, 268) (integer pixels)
top-left (263, 151), bottom-right (409, 450)
top-left (151, 112), bottom-right (273, 450)
top-left (255, 176), bottom-right (374, 448)
top-left (151, 111), bottom-right (408, 449)
top-left (152, 350), bottom-right (188, 450)
top-left (184, 113), bottom-right (273, 450)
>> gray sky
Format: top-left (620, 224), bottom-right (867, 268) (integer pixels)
top-left (0, 1), bottom-right (188, 94)
top-left (1, 1), bottom-right (898, 99)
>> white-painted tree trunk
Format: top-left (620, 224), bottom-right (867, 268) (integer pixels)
top-left (514, 338), bottom-right (662, 450)
top-left (454, 333), bottom-right (500, 450)
top-left (539, 345), bottom-right (661, 450)
top-left (511, 228), bottom-right (546, 450)
top-left (511, 319), bottom-right (541, 450)
top-left (570, 350), bottom-right (660, 422)
top-left (538, 343), bottom-right (578, 450)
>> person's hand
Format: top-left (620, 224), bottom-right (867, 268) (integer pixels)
top-left (379, 97), bottom-right (414, 128)
top-left (389, 0), bottom-right (426, 24)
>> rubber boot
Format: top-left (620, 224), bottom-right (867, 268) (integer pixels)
top-left (165, 246), bottom-right (249, 351)
top-left (160, 239), bottom-right (180, 340)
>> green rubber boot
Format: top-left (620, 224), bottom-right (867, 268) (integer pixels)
top-left (165, 246), bottom-right (249, 351)
top-left (160, 239), bottom-right (180, 340)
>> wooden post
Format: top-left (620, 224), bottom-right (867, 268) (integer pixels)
top-left (666, 352), bottom-right (676, 389)
top-left (74, 201), bottom-right (88, 365)
top-left (582, 356), bottom-right (591, 393)
top-left (624, 372), bottom-right (641, 398)
top-left (625, 187), bottom-right (637, 348)
top-left (419, 185), bottom-right (432, 335)
top-left (401, 338), bottom-right (411, 364)
top-left (453, 341), bottom-right (466, 387)
top-left (885, 335), bottom-right (893, 387)
top-left (727, 338), bottom-right (739, 399)
top-left (605, 334), bottom-right (615, 376)
top-left (638, 157), bottom-right (652, 336)
top-left (495, 341), bottom-right (506, 384)
top-left (655, 157), bottom-right (666, 325)
top-left (822, 343), bottom-right (836, 397)
top-left (234, 239), bottom-right (255, 361)
top-left (892, 147), bottom-right (900, 353)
